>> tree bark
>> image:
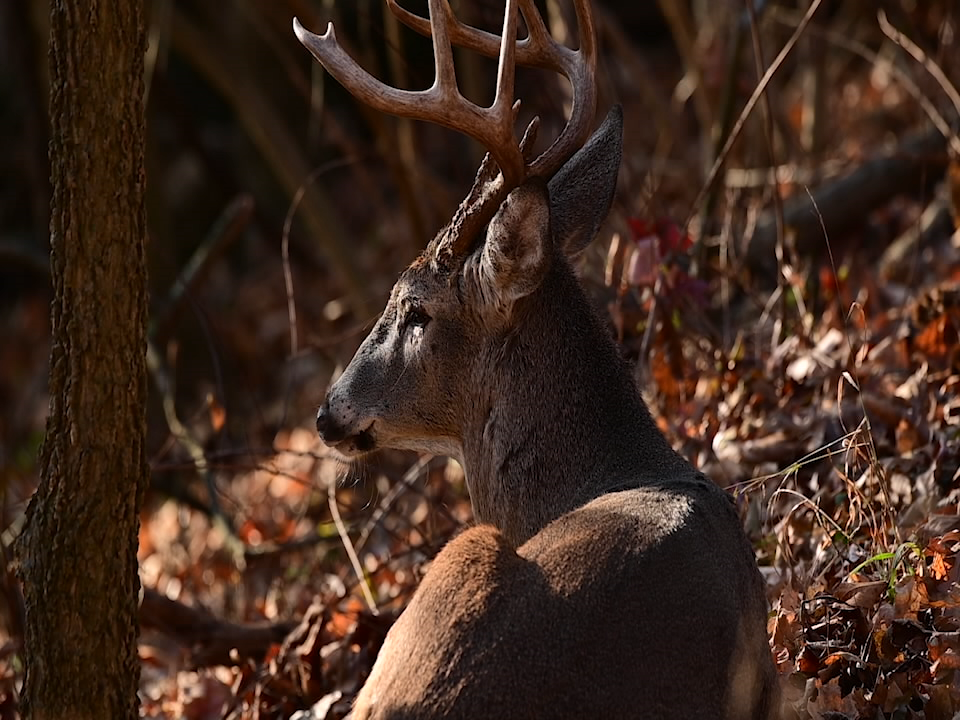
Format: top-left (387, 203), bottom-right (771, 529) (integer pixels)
top-left (15, 1), bottom-right (148, 718)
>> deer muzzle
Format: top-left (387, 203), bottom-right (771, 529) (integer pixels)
top-left (316, 397), bottom-right (378, 456)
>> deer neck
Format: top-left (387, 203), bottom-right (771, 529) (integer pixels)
top-left (458, 261), bottom-right (689, 547)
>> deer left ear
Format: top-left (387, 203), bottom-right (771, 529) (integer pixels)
top-left (474, 178), bottom-right (551, 308)
top-left (548, 105), bottom-right (623, 259)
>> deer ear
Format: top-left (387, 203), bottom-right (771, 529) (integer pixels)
top-left (548, 105), bottom-right (623, 259)
top-left (476, 178), bottom-right (551, 306)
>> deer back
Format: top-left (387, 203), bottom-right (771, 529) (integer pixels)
top-left (353, 483), bottom-right (775, 719)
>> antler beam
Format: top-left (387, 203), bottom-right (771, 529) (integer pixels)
top-left (293, 0), bottom-right (526, 185)
top-left (385, 0), bottom-right (596, 179)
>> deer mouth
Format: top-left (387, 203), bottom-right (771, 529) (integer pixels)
top-left (329, 422), bottom-right (377, 458)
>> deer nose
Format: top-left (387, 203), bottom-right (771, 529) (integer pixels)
top-left (316, 402), bottom-right (347, 444)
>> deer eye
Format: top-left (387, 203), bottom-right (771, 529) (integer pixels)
top-left (402, 306), bottom-right (431, 333)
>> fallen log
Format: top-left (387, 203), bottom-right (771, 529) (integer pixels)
top-left (746, 127), bottom-right (948, 279)
top-left (140, 587), bottom-right (297, 668)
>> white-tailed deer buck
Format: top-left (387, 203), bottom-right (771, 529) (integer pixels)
top-left (296, 1), bottom-right (778, 717)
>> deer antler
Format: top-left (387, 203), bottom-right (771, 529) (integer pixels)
top-left (294, 0), bottom-right (525, 185)
top-left (385, 0), bottom-right (596, 180)
top-left (293, 0), bottom-right (596, 261)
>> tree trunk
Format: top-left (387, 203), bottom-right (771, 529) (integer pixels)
top-left (15, 1), bottom-right (148, 718)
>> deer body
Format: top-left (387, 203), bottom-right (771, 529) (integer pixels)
top-left (356, 487), bottom-right (772, 719)
top-left (296, 2), bottom-right (777, 716)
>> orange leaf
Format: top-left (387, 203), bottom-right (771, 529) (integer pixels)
top-left (931, 551), bottom-right (949, 581)
top-left (208, 392), bottom-right (226, 433)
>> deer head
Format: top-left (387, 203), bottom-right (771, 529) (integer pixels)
top-left (299, 0), bottom-right (643, 544)
top-left (311, 113), bottom-right (623, 459)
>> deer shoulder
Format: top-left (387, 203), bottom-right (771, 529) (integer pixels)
top-left (354, 479), bottom-right (772, 720)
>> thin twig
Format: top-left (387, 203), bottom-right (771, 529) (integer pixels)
top-left (638, 275), bottom-right (664, 374)
top-left (877, 10), bottom-right (960, 156)
top-left (771, 488), bottom-right (847, 537)
top-left (685, 0), bottom-right (824, 237)
top-left (0, 496), bottom-right (25, 642)
top-left (799, 0), bottom-right (826, 157)
top-left (152, 194), bottom-right (254, 341)
top-left (146, 340), bottom-right (246, 565)
top-left (655, 0), bottom-right (713, 137)
top-left (696, 7), bottom-right (748, 260)
top-left (738, 430), bottom-right (865, 492)
top-left (803, 186), bottom-right (898, 548)
top-left (355, 456), bottom-right (436, 553)
top-left (744, 0), bottom-right (788, 345)
top-left (170, 6), bottom-right (371, 315)
top-left (719, 187), bottom-right (736, 350)
top-left (280, 158), bottom-right (358, 427)
top-left (328, 479), bottom-right (379, 615)
top-left (769, 13), bottom-right (958, 154)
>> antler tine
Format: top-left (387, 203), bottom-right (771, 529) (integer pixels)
top-left (293, 4), bottom-right (525, 185)
top-left (385, 0), bottom-right (596, 180)
top-left (528, 0), bottom-right (596, 179)
top-left (386, 0), bottom-right (543, 69)
top-left (428, 0), bottom-right (457, 92)
top-left (494, 0), bottom-right (519, 119)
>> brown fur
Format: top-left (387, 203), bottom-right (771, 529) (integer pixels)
top-left (316, 107), bottom-right (778, 719)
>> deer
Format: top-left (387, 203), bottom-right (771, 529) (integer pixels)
top-left (295, 1), bottom-right (779, 717)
